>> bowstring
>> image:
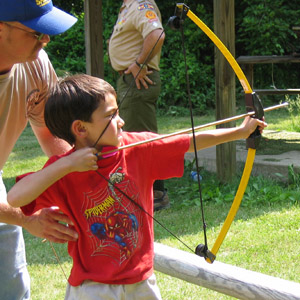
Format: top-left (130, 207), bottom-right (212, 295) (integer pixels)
top-left (96, 170), bottom-right (194, 252)
top-left (179, 24), bottom-right (209, 253)
top-left (93, 19), bottom-right (196, 253)
top-left (49, 20), bottom-right (197, 281)
top-left (93, 26), bottom-right (167, 148)
top-left (49, 13), bottom-right (214, 279)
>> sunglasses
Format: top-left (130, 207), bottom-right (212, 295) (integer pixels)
top-left (2, 22), bottom-right (45, 41)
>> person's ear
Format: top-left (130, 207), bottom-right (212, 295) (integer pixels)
top-left (71, 120), bottom-right (88, 138)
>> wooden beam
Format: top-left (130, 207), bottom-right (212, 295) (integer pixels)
top-left (154, 243), bottom-right (300, 300)
top-left (254, 89), bottom-right (300, 95)
top-left (214, 0), bottom-right (236, 182)
top-left (237, 55), bottom-right (300, 64)
top-left (84, 0), bottom-right (104, 78)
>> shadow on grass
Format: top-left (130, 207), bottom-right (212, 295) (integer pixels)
top-left (257, 133), bottom-right (300, 155)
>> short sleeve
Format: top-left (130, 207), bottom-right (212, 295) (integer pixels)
top-left (131, 2), bottom-right (163, 39)
top-left (27, 50), bottom-right (58, 128)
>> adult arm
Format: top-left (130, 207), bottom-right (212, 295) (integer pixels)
top-left (31, 124), bottom-right (71, 156)
top-left (0, 204), bottom-right (78, 243)
top-left (188, 116), bottom-right (267, 152)
top-left (125, 29), bottom-right (165, 89)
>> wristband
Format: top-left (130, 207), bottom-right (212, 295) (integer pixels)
top-left (135, 61), bottom-right (147, 69)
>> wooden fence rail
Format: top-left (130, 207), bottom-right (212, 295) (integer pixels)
top-left (154, 242), bottom-right (300, 299)
top-left (236, 55), bottom-right (300, 96)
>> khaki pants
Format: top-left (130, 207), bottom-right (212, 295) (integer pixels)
top-left (117, 71), bottom-right (161, 133)
top-left (65, 273), bottom-right (162, 300)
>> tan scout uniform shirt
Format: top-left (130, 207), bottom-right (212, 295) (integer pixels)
top-left (109, 0), bottom-right (163, 72)
top-left (0, 49), bottom-right (57, 170)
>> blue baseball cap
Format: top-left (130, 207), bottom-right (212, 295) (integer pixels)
top-left (0, 0), bottom-right (77, 35)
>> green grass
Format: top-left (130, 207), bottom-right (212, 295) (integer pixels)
top-left (2, 105), bottom-right (300, 300)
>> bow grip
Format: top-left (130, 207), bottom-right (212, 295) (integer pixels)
top-left (245, 92), bottom-right (264, 149)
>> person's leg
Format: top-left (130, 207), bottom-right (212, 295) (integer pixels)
top-left (125, 273), bottom-right (162, 300)
top-left (0, 171), bottom-right (30, 300)
top-left (153, 180), bottom-right (169, 211)
top-left (65, 274), bottom-right (162, 300)
top-left (117, 71), bottom-right (161, 133)
top-left (65, 281), bottom-right (123, 300)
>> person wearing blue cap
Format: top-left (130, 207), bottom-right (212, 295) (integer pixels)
top-left (0, 1), bottom-right (78, 299)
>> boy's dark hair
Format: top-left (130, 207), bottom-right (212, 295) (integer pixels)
top-left (45, 74), bottom-right (116, 145)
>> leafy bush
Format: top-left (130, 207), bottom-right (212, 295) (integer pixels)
top-left (46, 12), bottom-right (85, 76)
top-left (236, 0), bottom-right (300, 89)
top-left (166, 161), bottom-right (300, 210)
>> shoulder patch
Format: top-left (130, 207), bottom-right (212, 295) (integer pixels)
top-left (145, 10), bottom-right (157, 19)
top-left (137, 3), bottom-right (154, 11)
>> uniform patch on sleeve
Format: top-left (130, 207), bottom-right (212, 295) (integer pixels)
top-left (138, 3), bottom-right (154, 11)
top-left (145, 10), bottom-right (158, 21)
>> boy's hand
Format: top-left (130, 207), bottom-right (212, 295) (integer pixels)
top-left (240, 116), bottom-right (267, 138)
top-left (23, 207), bottom-right (78, 243)
top-left (66, 147), bottom-right (98, 172)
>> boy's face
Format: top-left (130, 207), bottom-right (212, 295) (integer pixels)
top-left (84, 93), bottom-right (124, 149)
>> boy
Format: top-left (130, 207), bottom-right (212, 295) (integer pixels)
top-left (8, 74), bottom-right (266, 299)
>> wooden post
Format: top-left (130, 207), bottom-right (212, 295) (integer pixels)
top-left (84, 0), bottom-right (104, 78)
top-left (214, 0), bottom-right (236, 182)
top-left (154, 242), bottom-right (300, 300)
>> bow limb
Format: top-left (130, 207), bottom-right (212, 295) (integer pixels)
top-left (173, 3), bottom-right (261, 263)
top-left (185, 8), bottom-right (252, 94)
top-left (175, 3), bottom-right (252, 94)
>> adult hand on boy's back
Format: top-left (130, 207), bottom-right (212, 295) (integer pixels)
top-left (23, 206), bottom-right (78, 243)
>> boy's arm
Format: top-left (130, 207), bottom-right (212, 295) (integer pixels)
top-left (8, 147), bottom-right (99, 208)
top-left (188, 116), bottom-right (267, 152)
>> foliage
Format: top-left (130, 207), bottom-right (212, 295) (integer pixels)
top-left (52, 0), bottom-right (83, 15)
top-left (157, 2), bottom-right (215, 113)
top-left (236, 0), bottom-right (300, 89)
top-left (46, 12), bottom-right (86, 76)
top-left (286, 95), bottom-right (300, 131)
top-left (46, 0), bottom-right (300, 112)
top-left (165, 159), bottom-right (300, 210)
top-left (236, 0), bottom-right (299, 56)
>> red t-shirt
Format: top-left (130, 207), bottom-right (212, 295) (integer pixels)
top-left (20, 132), bottom-right (190, 286)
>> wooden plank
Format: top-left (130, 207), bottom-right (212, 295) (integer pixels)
top-left (84, 0), bottom-right (104, 78)
top-left (154, 242), bottom-right (300, 300)
top-left (254, 89), bottom-right (300, 95)
top-left (237, 55), bottom-right (300, 64)
top-left (292, 26), bottom-right (300, 32)
top-left (214, 0), bottom-right (236, 182)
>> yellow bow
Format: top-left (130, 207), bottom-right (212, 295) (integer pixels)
top-left (173, 3), bottom-right (261, 263)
